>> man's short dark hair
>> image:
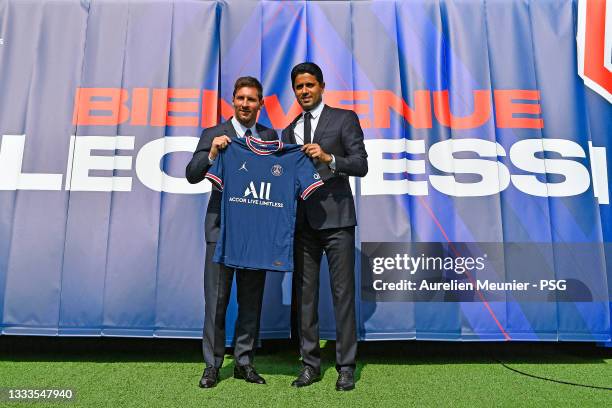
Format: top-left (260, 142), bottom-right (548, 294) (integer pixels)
top-left (233, 76), bottom-right (263, 100)
top-left (291, 62), bottom-right (324, 87)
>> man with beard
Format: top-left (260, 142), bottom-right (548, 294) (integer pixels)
top-left (186, 76), bottom-right (278, 388)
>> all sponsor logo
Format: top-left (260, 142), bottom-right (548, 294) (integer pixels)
top-left (244, 181), bottom-right (271, 200)
top-left (228, 180), bottom-right (283, 208)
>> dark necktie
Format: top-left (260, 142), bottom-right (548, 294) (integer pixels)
top-left (303, 112), bottom-right (312, 145)
top-left (244, 128), bottom-right (252, 138)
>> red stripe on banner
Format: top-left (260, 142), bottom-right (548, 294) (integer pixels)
top-left (417, 196), bottom-right (511, 340)
top-left (204, 173), bottom-right (224, 191)
top-left (301, 180), bottom-right (324, 200)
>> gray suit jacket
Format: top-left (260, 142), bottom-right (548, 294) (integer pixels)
top-left (186, 119), bottom-right (278, 242)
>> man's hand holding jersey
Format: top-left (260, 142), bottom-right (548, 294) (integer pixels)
top-left (301, 143), bottom-right (332, 164)
top-left (208, 135), bottom-right (232, 161)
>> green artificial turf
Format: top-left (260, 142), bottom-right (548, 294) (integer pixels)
top-left (0, 337), bottom-right (610, 407)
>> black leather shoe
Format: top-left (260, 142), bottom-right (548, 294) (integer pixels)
top-left (335, 370), bottom-right (355, 391)
top-left (198, 367), bottom-right (219, 388)
top-left (291, 366), bottom-right (321, 387)
top-left (234, 364), bottom-right (266, 384)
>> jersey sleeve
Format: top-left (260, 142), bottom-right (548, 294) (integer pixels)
top-left (204, 150), bottom-right (224, 191)
top-left (296, 152), bottom-right (324, 200)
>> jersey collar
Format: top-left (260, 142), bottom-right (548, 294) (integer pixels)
top-left (246, 135), bottom-right (283, 155)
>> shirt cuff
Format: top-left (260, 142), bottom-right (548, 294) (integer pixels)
top-left (329, 154), bottom-right (336, 171)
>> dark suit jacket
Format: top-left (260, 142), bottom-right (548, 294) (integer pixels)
top-left (186, 119), bottom-right (278, 242)
top-left (281, 105), bottom-right (368, 230)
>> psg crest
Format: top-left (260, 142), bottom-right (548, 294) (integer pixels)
top-left (271, 164), bottom-right (283, 176)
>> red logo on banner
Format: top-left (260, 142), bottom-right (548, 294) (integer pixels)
top-left (578, 0), bottom-right (612, 103)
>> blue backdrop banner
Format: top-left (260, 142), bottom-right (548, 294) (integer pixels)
top-left (0, 0), bottom-right (610, 342)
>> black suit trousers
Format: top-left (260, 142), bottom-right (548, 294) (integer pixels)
top-left (294, 223), bottom-right (357, 372)
top-left (202, 242), bottom-right (266, 368)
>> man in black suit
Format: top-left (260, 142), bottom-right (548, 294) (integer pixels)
top-left (186, 77), bottom-right (278, 388)
top-left (281, 63), bottom-right (368, 391)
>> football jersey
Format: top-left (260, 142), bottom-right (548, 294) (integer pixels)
top-left (205, 136), bottom-right (323, 272)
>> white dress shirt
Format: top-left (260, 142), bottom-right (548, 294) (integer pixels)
top-left (231, 116), bottom-right (259, 139)
top-left (294, 101), bottom-right (336, 170)
top-left (293, 101), bottom-right (324, 145)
